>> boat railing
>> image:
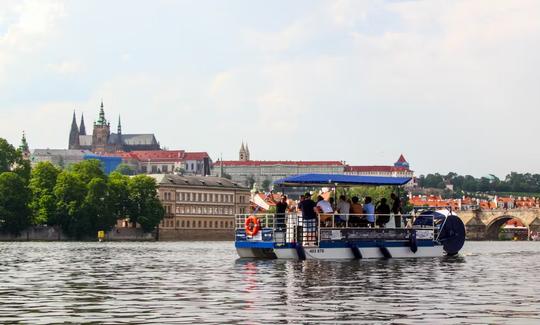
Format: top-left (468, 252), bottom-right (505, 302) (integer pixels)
top-left (235, 213), bottom-right (439, 245)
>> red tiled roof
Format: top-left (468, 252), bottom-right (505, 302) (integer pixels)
top-left (131, 150), bottom-right (185, 160)
top-left (97, 150), bottom-right (209, 162)
top-left (397, 154), bottom-right (408, 163)
top-left (184, 152), bottom-right (210, 160)
top-left (345, 165), bottom-right (411, 172)
top-left (215, 160), bottom-right (344, 167)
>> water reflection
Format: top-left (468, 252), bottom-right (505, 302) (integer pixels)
top-left (0, 242), bottom-right (538, 324)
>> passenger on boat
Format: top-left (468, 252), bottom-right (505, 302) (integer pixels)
top-left (349, 196), bottom-right (363, 226)
top-left (363, 197), bottom-right (376, 227)
top-left (269, 193), bottom-right (288, 229)
top-left (375, 198), bottom-right (391, 228)
top-left (391, 193), bottom-right (402, 227)
top-left (298, 192), bottom-right (318, 244)
top-left (316, 196), bottom-right (334, 227)
top-left (336, 195), bottom-right (350, 225)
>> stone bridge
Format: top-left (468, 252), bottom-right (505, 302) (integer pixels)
top-left (457, 208), bottom-right (540, 240)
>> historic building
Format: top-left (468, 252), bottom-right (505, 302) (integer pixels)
top-left (68, 101), bottom-right (160, 152)
top-left (344, 154), bottom-right (414, 178)
top-left (213, 143), bottom-right (345, 187)
top-left (213, 144), bottom-right (415, 188)
top-left (150, 174), bottom-right (250, 240)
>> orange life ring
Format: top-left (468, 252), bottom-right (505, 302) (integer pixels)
top-left (245, 215), bottom-right (261, 236)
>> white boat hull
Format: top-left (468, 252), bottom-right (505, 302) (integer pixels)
top-left (274, 245), bottom-right (444, 260)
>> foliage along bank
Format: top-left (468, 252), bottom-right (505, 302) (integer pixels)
top-left (0, 138), bottom-right (164, 238)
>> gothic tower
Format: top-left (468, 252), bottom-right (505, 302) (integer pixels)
top-left (239, 142), bottom-right (250, 161)
top-left (115, 115), bottom-right (124, 151)
top-left (92, 101), bottom-right (111, 152)
top-left (79, 113), bottom-right (86, 135)
top-left (68, 111), bottom-right (80, 149)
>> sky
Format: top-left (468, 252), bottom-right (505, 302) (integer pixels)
top-left (1, 0), bottom-right (539, 177)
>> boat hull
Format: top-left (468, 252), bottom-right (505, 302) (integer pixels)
top-left (274, 245), bottom-right (444, 260)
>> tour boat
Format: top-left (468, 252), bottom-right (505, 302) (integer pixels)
top-left (235, 174), bottom-right (466, 260)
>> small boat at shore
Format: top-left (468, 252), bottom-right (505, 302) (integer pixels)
top-left (234, 174), bottom-right (466, 260)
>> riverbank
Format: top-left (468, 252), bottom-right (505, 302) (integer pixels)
top-left (0, 226), bottom-right (234, 241)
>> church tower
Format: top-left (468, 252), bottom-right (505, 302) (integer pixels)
top-left (68, 111), bottom-right (80, 149)
top-left (239, 142), bottom-right (249, 161)
top-left (92, 101), bottom-right (111, 152)
top-left (115, 115), bottom-right (124, 151)
top-left (79, 113), bottom-right (86, 135)
top-left (19, 131), bottom-right (30, 160)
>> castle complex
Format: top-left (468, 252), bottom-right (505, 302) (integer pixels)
top-left (68, 101), bottom-right (160, 152)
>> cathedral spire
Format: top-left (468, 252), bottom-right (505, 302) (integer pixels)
top-left (117, 115), bottom-right (122, 134)
top-left (69, 111), bottom-right (80, 149)
top-left (79, 113), bottom-right (86, 135)
top-left (97, 101), bottom-right (107, 126)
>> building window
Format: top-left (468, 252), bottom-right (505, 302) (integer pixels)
top-left (220, 221), bottom-right (224, 228)
top-left (176, 220), bottom-right (180, 227)
top-left (198, 220), bottom-right (201, 228)
top-left (151, 165), bottom-right (157, 173)
top-left (186, 220), bottom-right (190, 228)
top-left (162, 165), bottom-right (168, 173)
top-left (203, 220), bottom-right (207, 228)
top-left (141, 166), bottom-right (147, 173)
top-left (197, 193), bottom-right (201, 201)
top-left (176, 193), bottom-right (180, 201)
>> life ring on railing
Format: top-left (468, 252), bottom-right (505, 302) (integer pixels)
top-left (245, 215), bottom-right (261, 236)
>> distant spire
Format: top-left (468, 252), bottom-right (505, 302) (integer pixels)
top-left (19, 131), bottom-right (29, 154)
top-left (97, 101), bottom-right (107, 126)
top-left (69, 111), bottom-right (80, 149)
top-left (79, 113), bottom-right (86, 135)
top-left (117, 115), bottom-right (122, 134)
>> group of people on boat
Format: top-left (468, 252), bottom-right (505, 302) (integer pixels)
top-left (268, 192), bottom-right (404, 229)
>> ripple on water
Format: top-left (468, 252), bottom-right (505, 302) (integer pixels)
top-left (0, 241), bottom-right (539, 324)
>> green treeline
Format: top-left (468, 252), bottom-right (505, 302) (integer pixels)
top-left (418, 172), bottom-right (540, 194)
top-left (0, 138), bottom-right (164, 238)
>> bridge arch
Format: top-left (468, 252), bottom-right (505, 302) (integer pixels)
top-left (485, 215), bottom-right (528, 240)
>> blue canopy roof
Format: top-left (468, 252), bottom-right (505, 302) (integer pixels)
top-left (273, 173), bottom-right (411, 186)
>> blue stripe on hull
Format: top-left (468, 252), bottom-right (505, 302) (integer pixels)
top-left (235, 241), bottom-right (275, 249)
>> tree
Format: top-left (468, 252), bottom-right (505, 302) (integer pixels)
top-left (29, 162), bottom-right (61, 225)
top-left (83, 177), bottom-right (116, 233)
top-left (70, 159), bottom-right (106, 184)
top-left (245, 175), bottom-right (256, 189)
top-left (128, 175), bottom-right (164, 232)
top-left (0, 172), bottom-right (31, 235)
top-left (261, 179), bottom-right (272, 192)
top-left (0, 138), bottom-right (30, 181)
top-left (115, 163), bottom-right (135, 175)
top-left (53, 171), bottom-right (87, 238)
top-left (108, 172), bottom-right (131, 220)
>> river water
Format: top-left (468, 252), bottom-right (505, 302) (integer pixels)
top-left (0, 241), bottom-right (539, 324)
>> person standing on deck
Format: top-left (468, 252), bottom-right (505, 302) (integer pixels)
top-left (391, 193), bottom-right (402, 227)
top-left (269, 193), bottom-right (288, 229)
top-left (298, 192), bottom-right (318, 244)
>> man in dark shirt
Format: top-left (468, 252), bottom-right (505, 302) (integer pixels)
top-left (269, 194), bottom-right (289, 229)
top-left (299, 192), bottom-right (317, 220)
top-left (298, 192), bottom-right (318, 244)
top-left (391, 193), bottom-right (402, 227)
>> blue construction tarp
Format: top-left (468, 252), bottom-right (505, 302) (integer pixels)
top-left (273, 173), bottom-right (411, 186)
top-left (84, 154), bottom-right (122, 175)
